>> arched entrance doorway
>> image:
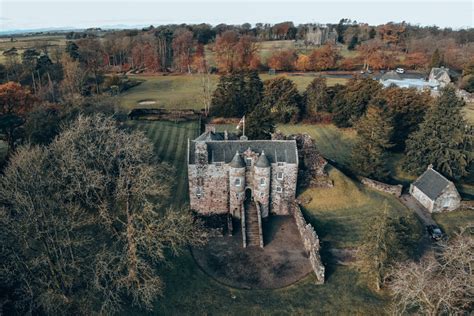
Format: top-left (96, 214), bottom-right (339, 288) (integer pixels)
top-left (245, 188), bottom-right (252, 203)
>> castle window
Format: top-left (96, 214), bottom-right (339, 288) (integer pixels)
top-left (215, 162), bottom-right (223, 167)
top-left (276, 186), bottom-right (283, 193)
top-left (260, 192), bottom-right (264, 197)
top-left (278, 162), bottom-right (284, 167)
top-left (260, 178), bottom-right (266, 186)
top-left (235, 178), bottom-right (241, 187)
top-left (277, 172), bottom-right (284, 180)
top-left (196, 187), bottom-right (202, 197)
top-left (246, 158), bottom-right (252, 166)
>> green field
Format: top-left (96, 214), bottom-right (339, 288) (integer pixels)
top-left (464, 101), bottom-right (474, 124)
top-left (121, 118), bottom-right (424, 314)
top-left (119, 74), bottom-right (348, 110)
top-left (278, 123), bottom-right (357, 167)
top-left (433, 209), bottom-right (474, 236)
top-left (0, 35), bottom-right (67, 63)
top-left (127, 120), bottom-right (200, 206)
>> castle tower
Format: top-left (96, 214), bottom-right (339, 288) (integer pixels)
top-left (254, 150), bottom-right (271, 218)
top-left (229, 151), bottom-right (246, 218)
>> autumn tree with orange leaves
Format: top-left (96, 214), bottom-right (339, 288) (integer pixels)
top-left (0, 82), bottom-right (36, 153)
top-left (267, 50), bottom-right (297, 71)
top-left (308, 44), bottom-right (341, 71)
top-left (295, 54), bottom-right (311, 71)
top-left (404, 52), bottom-right (429, 70)
top-left (214, 31), bottom-right (258, 72)
top-left (172, 29), bottom-right (195, 73)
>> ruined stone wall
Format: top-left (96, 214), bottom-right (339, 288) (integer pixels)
top-left (270, 163), bottom-right (298, 215)
top-left (272, 132), bottom-right (332, 189)
top-left (291, 203), bottom-right (325, 284)
top-left (360, 177), bottom-right (403, 197)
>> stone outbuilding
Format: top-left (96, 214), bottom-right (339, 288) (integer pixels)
top-left (429, 67), bottom-right (451, 87)
top-left (409, 165), bottom-right (461, 213)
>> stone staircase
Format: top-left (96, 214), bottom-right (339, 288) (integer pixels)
top-left (244, 200), bottom-right (261, 247)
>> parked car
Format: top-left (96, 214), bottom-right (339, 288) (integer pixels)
top-left (360, 70), bottom-right (365, 74)
top-left (367, 69), bottom-right (373, 74)
top-left (396, 68), bottom-right (405, 74)
top-left (426, 225), bottom-right (443, 241)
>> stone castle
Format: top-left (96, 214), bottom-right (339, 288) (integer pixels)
top-left (187, 126), bottom-right (298, 247)
top-left (187, 125), bottom-right (325, 283)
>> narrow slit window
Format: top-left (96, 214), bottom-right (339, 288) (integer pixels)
top-left (196, 187), bottom-right (202, 197)
top-left (277, 172), bottom-right (284, 180)
top-left (235, 178), bottom-right (241, 187)
top-left (260, 178), bottom-right (266, 186)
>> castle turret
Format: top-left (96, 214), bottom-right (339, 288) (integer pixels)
top-left (229, 151), bottom-right (246, 218)
top-left (254, 150), bottom-right (271, 218)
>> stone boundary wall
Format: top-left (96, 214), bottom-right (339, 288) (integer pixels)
top-left (128, 108), bottom-right (201, 121)
top-left (460, 200), bottom-right (474, 210)
top-left (360, 177), bottom-right (403, 197)
top-left (291, 203), bottom-right (325, 284)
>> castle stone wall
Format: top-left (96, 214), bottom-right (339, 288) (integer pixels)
top-left (291, 203), bottom-right (325, 284)
top-left (270, 163), bottom-right (298, 215)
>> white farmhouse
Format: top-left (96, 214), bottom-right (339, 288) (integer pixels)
top-left (409, 165), bottom-right (461, 213)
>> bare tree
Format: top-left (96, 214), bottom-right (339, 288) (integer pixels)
top-left (388, 228), bottom-right (473, 315)
top-left (0, 115), bottom-right (207, 314)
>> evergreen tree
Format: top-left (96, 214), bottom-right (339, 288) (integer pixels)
top-left (377, 87), bottom-right (432, 151)
top-left (246, 104), bottom-right (275, 140)
top-left (348, 35), bottom-right (358, 50)
top-left (358, 202), bottom-right (391, 291)
top-left (404, 86), bottom-right (473, 179)
top-left (303, 76), bottom-right (330, 116)
top-left (332, 77), bottom-right (382, 127)
top-left (262, 77), bottom-right (302, 123)
top-left (210, 70), bottom-right (263, 117)
top-left (351, 106), bottom-right (393, 180)
top-left (429, 48), bottom-right (442, 68)
top-left (242, 70), bottom-right (263, 113)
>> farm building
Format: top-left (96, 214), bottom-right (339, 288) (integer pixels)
top-left (409, 165), bottom-right (461, 213)
top-left (429, 67), bottom-right (451, 87)
top-left (379, 71), bottom-right (439, 90)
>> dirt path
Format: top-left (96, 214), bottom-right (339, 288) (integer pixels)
top-left (399, 194), bottom-right (437, 226)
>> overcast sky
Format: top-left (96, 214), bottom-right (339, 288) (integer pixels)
top-left (1, 0), bottom-right (473, 31)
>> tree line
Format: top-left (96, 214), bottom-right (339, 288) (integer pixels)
top-left (210, 71), bottom-right (473, 181)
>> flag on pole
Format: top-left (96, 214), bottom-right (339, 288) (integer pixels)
top-left (236, 115), bottom-right (245, 130)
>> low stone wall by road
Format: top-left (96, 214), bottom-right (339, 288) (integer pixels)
top-left (360, 177), bottom-right (403, 197)
top-left (291, 203), bottom-right (325, 284)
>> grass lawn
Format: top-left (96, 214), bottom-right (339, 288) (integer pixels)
top-left (121, 118), bottom-right (424, 314)
top-left (277, 123), bottom-right (357, 166)
top-left (433, 209), bottom-right (474, 237)
top-left (0, 35), bottom-right (67, 63)
top-left (118, 74), bottom-right (348, 110)
top-left (299, 166), bottom-right (422, 248)
top-left (127, 120), bottom-right (200, 207)
top-left (464, 101), bottom-right (474, 124)
top-left (145, 167), bottom-right (411, 315)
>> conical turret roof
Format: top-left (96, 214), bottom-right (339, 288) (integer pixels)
top-left (229, 151), bottom-right (245, 168)
top-left (255, 150), bottom-right (270, 168)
